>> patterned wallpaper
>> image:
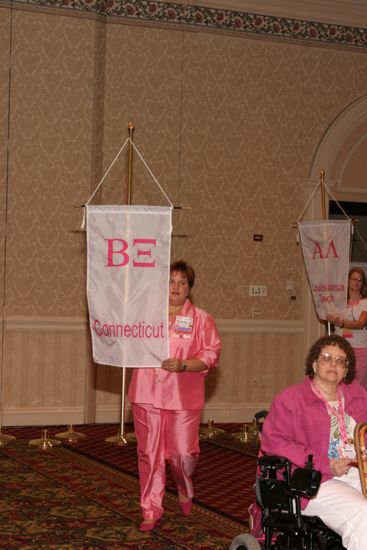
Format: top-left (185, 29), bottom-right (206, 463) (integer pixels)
top-left (4, 12), bottom-right (99, 317)
top-left (1, 1), bottom-right (367, 320)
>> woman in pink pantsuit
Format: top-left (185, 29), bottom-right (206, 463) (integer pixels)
top-left (128, 260), bottom-right (221, 532)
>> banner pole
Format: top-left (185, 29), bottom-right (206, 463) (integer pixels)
top-left (320, 169), bottom-right (327, 221)
top-left (106, 123), bottom-right (136, 446)
top-left (127, 122), bottom-right (134, 205)
top-left (320, 169), bottom-right (331, 335)
top-left (0, 19), bottom-right (15, 444)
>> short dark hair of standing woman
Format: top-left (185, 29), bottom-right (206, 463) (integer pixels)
top-left (305, 334), bottom-right (356, 384)
top-left (170, 260), bottom-right (195, 289)
top-left (348, 267), bottom-right (367, 299)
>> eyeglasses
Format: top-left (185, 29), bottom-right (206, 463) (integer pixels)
top-left (319, 351), bottom-right (348, 369)
top-left (350, 277), bottom-right (363, 283)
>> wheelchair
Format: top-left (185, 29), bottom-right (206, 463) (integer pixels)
top-left (230, 454), bottom-right (346, 550)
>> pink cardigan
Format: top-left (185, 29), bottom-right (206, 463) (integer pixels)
top-left (127, 299), bottom-right (221, 410)
top-left (261, 376), bottom-right (367, 483)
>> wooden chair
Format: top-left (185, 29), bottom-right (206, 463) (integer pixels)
top-left (354, 422), bottom-right (367, 497)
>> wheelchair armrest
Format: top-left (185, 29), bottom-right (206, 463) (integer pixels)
top-left (258, 455), bottom-right (291, 468)
top-left (258, 454), bottom-right (322, 501)
top-left (290, 466), bottom-right (321, 498)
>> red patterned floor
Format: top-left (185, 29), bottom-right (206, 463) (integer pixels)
top-left (3, 423), bottom-right (256, 526)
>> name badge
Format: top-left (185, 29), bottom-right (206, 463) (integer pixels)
top-left (174, 315), bottom-right (193, 338)
top-left (342, 440), bottom-right (356, 459)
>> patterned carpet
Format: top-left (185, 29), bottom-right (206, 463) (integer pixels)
top-left (0, 424), bottom-right (258, 549)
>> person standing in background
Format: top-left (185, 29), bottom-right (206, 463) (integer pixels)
top-left (326, 266), bottom-right (367, 388)
top-left (128, 260), bottom-right (221, 532)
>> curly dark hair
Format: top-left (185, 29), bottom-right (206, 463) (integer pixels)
top-left (305, 334), bottom-right (356, 384)
top-left (170, 260), bottom-right (195, 289)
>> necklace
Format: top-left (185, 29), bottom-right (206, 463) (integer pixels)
top-left (314, 381), bottom-right (337, 397)
top-left (318, 385), bottom-right (336, 396)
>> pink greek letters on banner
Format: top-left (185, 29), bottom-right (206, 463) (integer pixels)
top-left (105, 238), bottom-right (156, 268)
top-left (298, 220), bottom-right (350, 321)
top-left (86, 205), bottom-right (172, 368)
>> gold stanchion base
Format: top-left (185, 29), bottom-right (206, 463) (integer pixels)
top-left (232, 423), bottom-right (251, 443)
top-left (105, 430), bottom-right (136, 446)
top-left (55, 424), bottom-right (86, 442)
top-left (0, 430), bottom-right (16, 446)
top-left (199, 420), bottom-right (225, 440)
top-left (232, 421), bottom-right (260, 443)
top-left (29, 429), bottom-right (62, 449)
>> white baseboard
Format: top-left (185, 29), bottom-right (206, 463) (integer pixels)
top-left (95, 403), bottom-right (270, 425)
top-left (2, 403), bottom-right (270, 427)
top-left (95, 406), bottom-right (134, 424)
top-left (201, 403), bottom-right (270, 423)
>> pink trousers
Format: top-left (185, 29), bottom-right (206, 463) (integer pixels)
top-left (132, 403), bottom-right (201, 519)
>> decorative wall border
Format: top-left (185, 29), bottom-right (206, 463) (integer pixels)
top-left (7, 0), bottom-right (367, 50)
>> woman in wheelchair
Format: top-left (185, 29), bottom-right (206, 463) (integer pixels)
top-left (261, 334), bottom-right (367, 550)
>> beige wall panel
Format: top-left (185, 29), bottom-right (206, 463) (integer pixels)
top-left (95, 363), bottom-right (123, 414)
top-left (204, 321), bottom-right (303, 416)
top-left (3, 317), bottom-right (88, 425)
top-left (5, 10), bottom-right (100, 317)
top-left (203, 331), bottom-right (304, 422)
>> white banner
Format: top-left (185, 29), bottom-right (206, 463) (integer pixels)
top-left (298, 220), bottom-right (351, 321)
top-left (86, 205), bottom-right (172, 367)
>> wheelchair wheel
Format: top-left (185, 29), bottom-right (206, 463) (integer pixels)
top-left (230, 533), bottom-right (262, 550)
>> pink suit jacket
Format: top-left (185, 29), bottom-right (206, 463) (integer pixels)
top-left (261, 376), bottom-right (367, 485)
top-left (127, 299), bottom-right (221, 410)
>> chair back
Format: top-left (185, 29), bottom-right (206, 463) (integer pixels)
top-left (354, 422), bottom-right (367, 498)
